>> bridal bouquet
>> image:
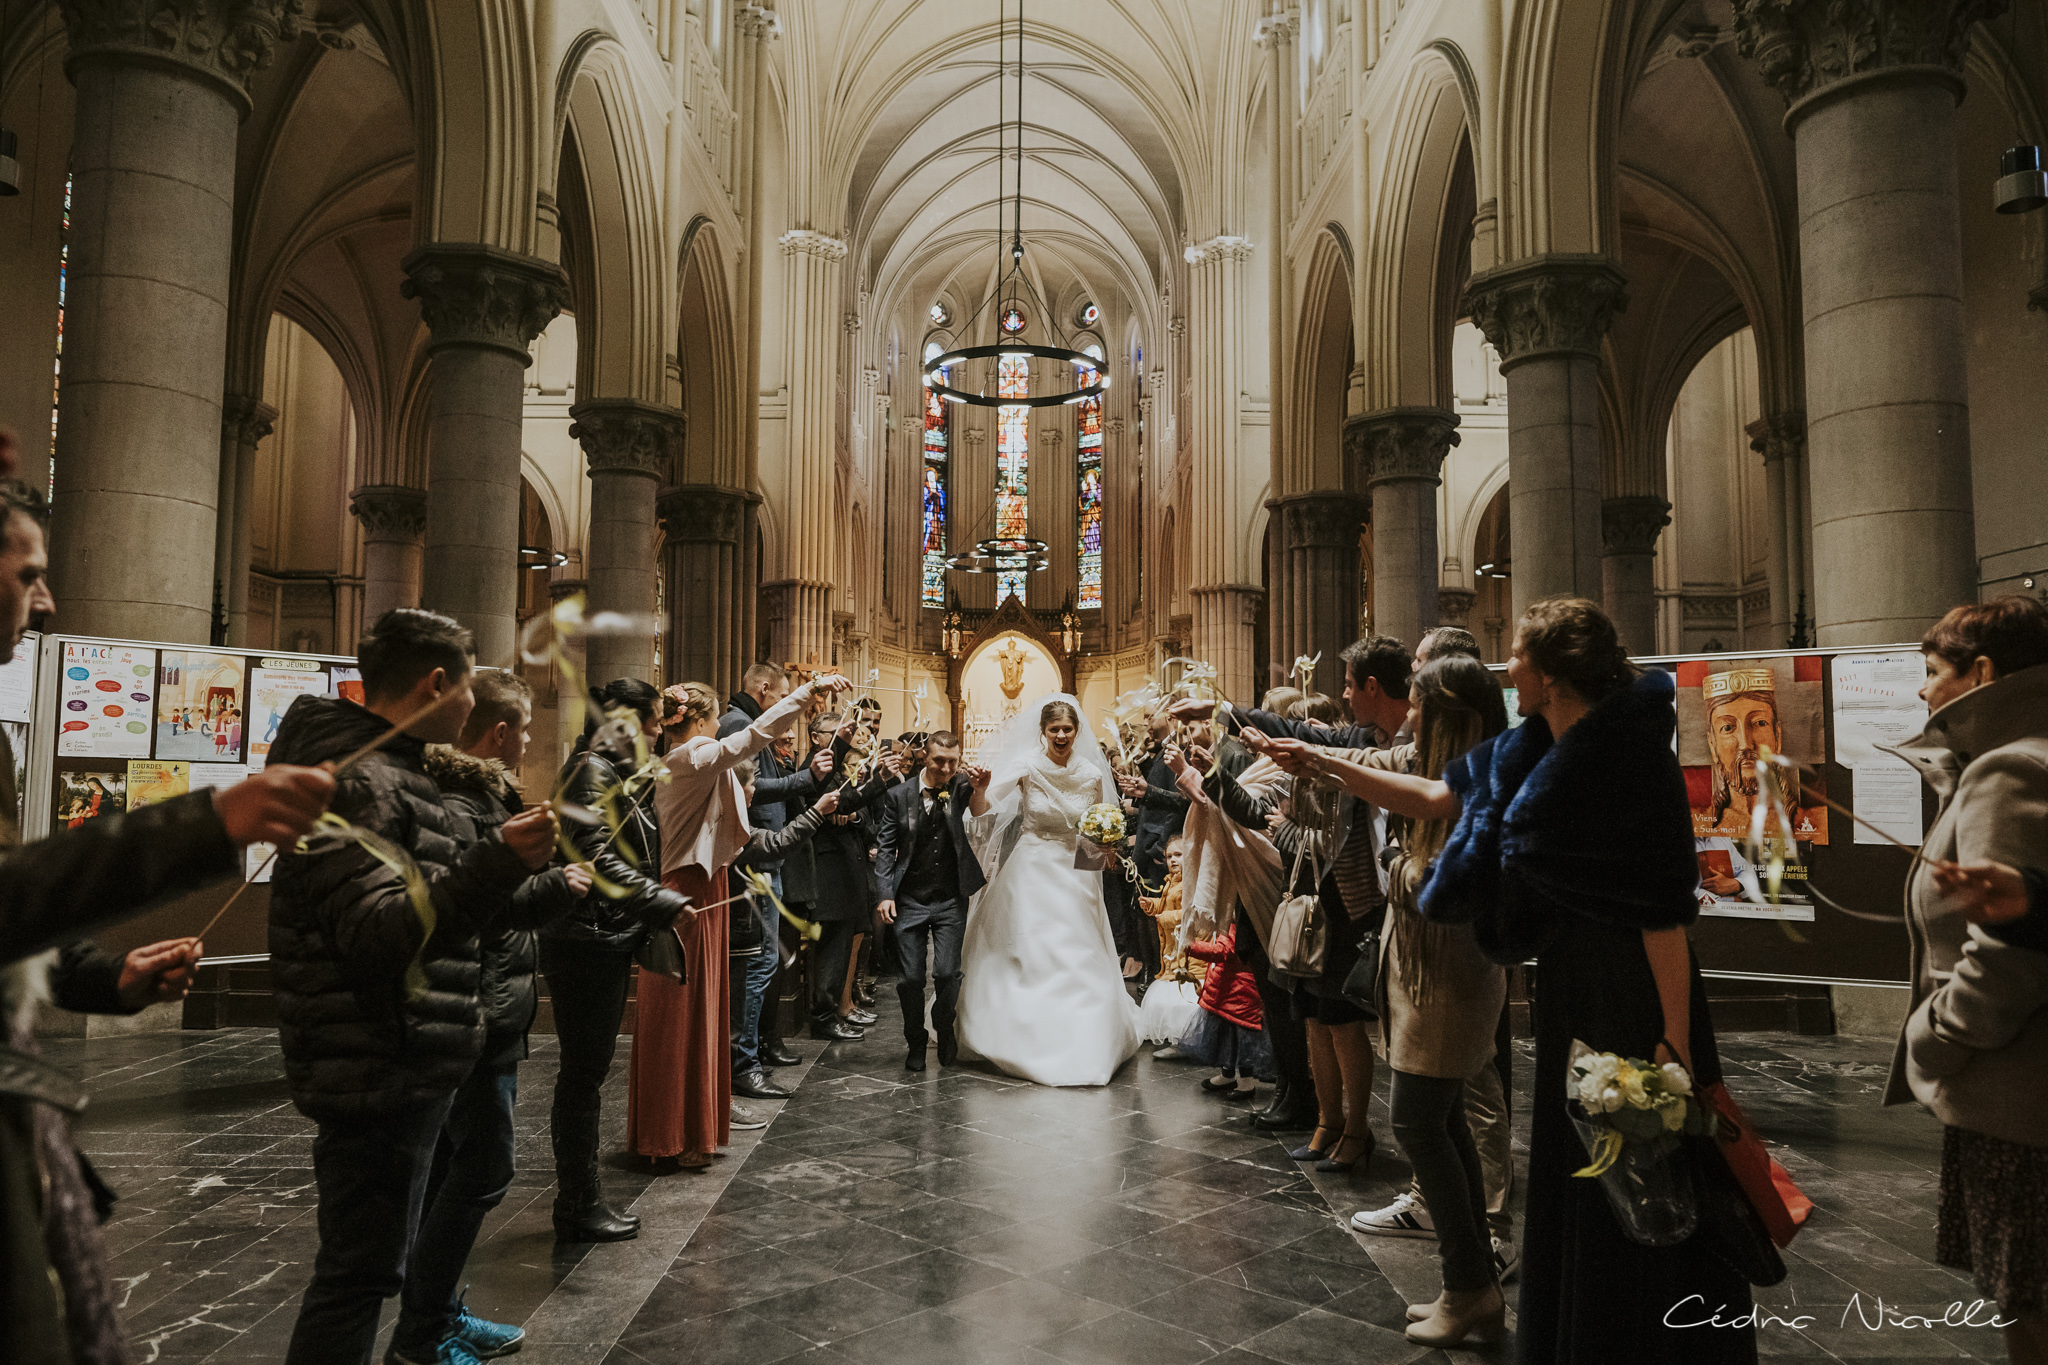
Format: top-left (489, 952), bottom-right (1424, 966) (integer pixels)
top-left (1566, 1039), bottom-right (1715, 1246)
top-left (1075, 801), bottom-right (1129, 873)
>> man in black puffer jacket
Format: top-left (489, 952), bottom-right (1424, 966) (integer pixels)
top-left (392, 670), bottom-right (587, 1365)
top-left (270, 610), bottom-right (559, 1365)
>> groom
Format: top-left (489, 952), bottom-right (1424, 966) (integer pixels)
top-left (874, 731), bottom-right (991, 1071)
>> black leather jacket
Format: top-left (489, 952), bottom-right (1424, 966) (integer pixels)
top-left (542, 735), bottom-right (691, 950)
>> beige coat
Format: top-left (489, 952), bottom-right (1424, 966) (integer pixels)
top-left (657, 682), bottom-right (816, 878)
top-left (1371, 745), bottom-right (1505, 1079)
top-left (1884, 663), bottom-right (2048, 1148)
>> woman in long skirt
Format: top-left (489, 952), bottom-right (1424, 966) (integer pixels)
top-left (630, 671), bottom-right (850, 1167)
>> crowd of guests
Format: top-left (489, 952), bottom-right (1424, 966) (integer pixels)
top-left (0, 401), bottom-right (2038, 1364)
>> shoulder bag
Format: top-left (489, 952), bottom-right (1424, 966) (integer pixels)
top-left (1267, 819), bottom-right (1327, 979)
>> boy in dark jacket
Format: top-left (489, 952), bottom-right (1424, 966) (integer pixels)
top-left (392, 670), bottom-right (587, 1364)
top-left (270, 610), bottom-right (559, 1365)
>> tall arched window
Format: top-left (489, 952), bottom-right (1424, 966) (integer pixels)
top-left (995, 352), bottom-right (1030, 602)
top-left (920, 340), bottom-right (950, 607)
top-left (1075, 342), bottom-right (1105, 609)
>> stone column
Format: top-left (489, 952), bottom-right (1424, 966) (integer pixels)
top-left (48, 0), bottom-right (301, 642)
top-left (660, 485), bottom-right (750, 693)
top-left (765, 229), bottom-right (846, 667)
top-left (1734, 0), bottom-right (1997, 644)
top-left (349, 485), bottom-right (427, 631)
top-left (1746, 412), bottom-right (1810, 646)
top-left (401, 244), bottom-right (567, 662)
top-left (216, 396), bottom-right (274, 645)
top-left (1600, 495), bottom-right (1671, 657)
top-left (1185, 234), bottom-right (1260, 700)
top-left (569, 399), bottom-right (680, 686)
top-left (1271, 491), bottom-right (1368, 697)
top-left (1464, 256), bottom-right (1628, 621)
top-left (1348, 407), bottom-right (1460, 650)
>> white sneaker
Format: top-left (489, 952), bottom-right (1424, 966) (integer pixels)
top-left (1351, 1191), bottom-right (1436, 1239)
top-left (1152, 1045), bottom-right (1187, 1061)
top-left (1492, 1236), bottom-right (1519, 1282)
top-left (729, 1104), bottom-right (768, 1131)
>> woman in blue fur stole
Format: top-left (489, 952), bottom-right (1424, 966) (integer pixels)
top-left (1261, 598), bottom-right (1755, 1364)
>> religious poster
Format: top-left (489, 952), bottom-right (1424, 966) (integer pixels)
top-left (56, 769), bottom-right (125, 828)
top-left (329, 665), bottom-right (365, 706)
top-left (0, 631), bottom-right (38, 724)
top-left (247, 663), bottom-right (327, 767)
top-left (126, 759), bottom-right (191, 811)
top-left (1831, 651), bottom-right (1928, 847)
top-left (58, 642), bottom-right (157, 759)
top-left (1674, 655), bottom-right (1828, 846)
top-left (155, 652), bottom-right (248, 762)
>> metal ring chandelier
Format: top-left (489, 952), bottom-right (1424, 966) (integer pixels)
top-left (924, 344), bottom-right (1107, 409)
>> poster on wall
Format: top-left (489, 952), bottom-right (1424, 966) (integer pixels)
top-left (329, 665), bottom-right (364, 706)
top-left (248, 662), bottom-right (328, 767)
top-left (1830, 652), bottom-right (1928, 847)
top-left (58, 643), bottom-right (157, 759)
top-left (155, 652), bottom-right (249, 761)
top-left (0, 632), bottom-right (38, 724)
top-left (1, 721), bottom-right (25, 831)
top-left (126, 760), bottom-right (191, 810)
top-left (56, 769), bottom-right (125, 827)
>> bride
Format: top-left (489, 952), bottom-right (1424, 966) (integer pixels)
top-left (957, 695), bottom-right (1143, 1087)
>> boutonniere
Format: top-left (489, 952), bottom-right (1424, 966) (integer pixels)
top-left (930, 788), bottom-right (950, 805)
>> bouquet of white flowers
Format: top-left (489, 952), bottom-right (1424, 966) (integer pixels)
top-left (1566, 1039), bottom-right (1715, 1246)
top-left (1075, 801), bottom-right (1129, 874)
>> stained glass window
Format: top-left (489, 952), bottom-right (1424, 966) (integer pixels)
top-left (999, 305), bottom-right (1026, 334)
top-left (996, 353), bottom-right (1029, 602)
top-left (920, 342), bottom-right (949, 607)
top-left (1075, 345), bottom-right (1104, 609)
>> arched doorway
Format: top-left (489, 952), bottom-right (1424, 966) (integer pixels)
top-left (957, 631), bottom-right (1062, 762)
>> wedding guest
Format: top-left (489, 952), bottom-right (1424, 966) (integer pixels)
top-left (1888, 596), bottom-right (2048, 1364)
top-left (1261, 598), bottom-right (1751, 1358)
top-left (1181, 922), bottom-right (1267, 1099)
top-left (635, 673), bottom-right (849, 1169)
top-left (542, 679), bottom-right (691, 1241)
top-left (785, 711), bottom-right (896, 1039)
top-left (1139, 836), bottom-right (1205, 1049)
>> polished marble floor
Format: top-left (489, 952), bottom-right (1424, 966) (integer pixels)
top-left (55, 989), bottom-right (2000, 1365)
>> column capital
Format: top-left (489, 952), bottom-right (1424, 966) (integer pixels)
top-left (349, 484), bottom-right (428, 542)
top-left (56, 0), bottom-right (304, 114)
top-left (549, 577), bottom-right (588, 604)
top-left (1731, 0), bottom-right (2003, 116)
top-left (569, 398), bottom-right (683, 480)
top-left (1273, 490), bottom-right (1370, 550)
top-left (220, 394), bottom-right (277, 448)
top-left (1344, 406), bottom-right (1462, 487)
top-left (1254, 14), bottom-right (1298, 48)
top-left (1184, 235), bottom-right (1256, 266)
top-left (1745, 410), bottom-right (1807, 465)
top-left (1436, 587), bottom-right (1478, 629)
top-left (736, 4), bottom-right (782, 40)
top-left (401, 244), bottom-right (568, 362)
top-left (779, 229), bottom-right (849, 261)
top-left (657, 483), bottom-right (753, 545)
top-left (1600, 495), bottom-right (1672, 556)
top-left (1463, 254), bottom-right (1628, 367)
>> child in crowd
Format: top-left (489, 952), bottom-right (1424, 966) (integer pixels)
top-left (1179, 920), bottom-right (1269, 1099)
top-left (1138, 835), bottom-right (1202, 1046)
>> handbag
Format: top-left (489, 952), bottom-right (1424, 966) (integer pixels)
top-left (1268, 824), bottom-right (1326, 979)
top-left (1695, 1081), bottom-right (1813, 1249)
top-left (1339, 909), bottom-right (1384, 1016)
top-left (633, 920), bottom-right (689, 984)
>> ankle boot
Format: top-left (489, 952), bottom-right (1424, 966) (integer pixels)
top-left (551, 1107), bottom-right (639, 1243)
top-left (1405, 1285), bottom-right (1505, 1346)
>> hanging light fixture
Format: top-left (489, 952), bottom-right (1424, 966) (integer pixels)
top-left (924, 0), bottom-right (1107, 411)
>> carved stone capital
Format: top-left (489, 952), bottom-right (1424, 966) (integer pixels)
top-left (1436, 588), bottom-right (1478, 629)
top-left (1731, 0), bottom-right (2003, 114)
top-left (1184, 235), bottom-right (1256, 267)
top-left (736, 4), bottom-right (781, 40)
top-left (1274, 491), bottom-right (1370, 550)
top-left (1745, 411), bottom-right (1807, 465)
top-left (657, 484), bottom-right (751, 545)
top-left (57, 0), bottom-right (304, 112)
top-left (350, 484), bottom-right (427, 542)
top-left (1254, 14), bottom-right (1298, 48)
top-left (569, 399), bottom-right (682, 480)
top-left (221, 394), bottom-right (277, 449)
top-left (400, 244), bottom-right (569, 363)
top-left (1344, 406), bottom-right (1461, 487)
top-left (779, 229), bottom-right (849, 261)
top-left (1600, 495), bottom-right (1672, 556)
top-left (550, 577), bottom-right (588, 604)
top-left (1463, 255), bottom-right (1628, 367)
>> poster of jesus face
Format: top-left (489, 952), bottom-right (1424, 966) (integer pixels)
top-left (1674, 655), bottom-right (1829, 845)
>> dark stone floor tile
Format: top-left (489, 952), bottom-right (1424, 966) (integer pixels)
top-left (940, 1275), bottom-right (1121, 1345)
top-left (863, 1195), bottom-right (1017, 1247)
top-left (1190, 1196), bottom-right (1337, 1248)
top-left (614, 1305), bottom-right (814, 1365)
top-left (1240, 1307), bottom-right (1434, 1365)
top-left (830, 1305), bottom-right (1018, 1365)
top-left (1123, 1221), bottom-right (1268, 1276)
top-left (1022, 1196), bottom-right (1175, 1248)
top-left (1209, 1245), bottom-right (1379, 1308)
top-left (698, 1195), bottom-right (853, 1245)
top-left (751, 1274), bottom-right (922, 1347)
top-left (1037, 1308), bottom-right (1225, 1365)
top-left (1108, 1176), bottom-right (1246, 1221)
top-left (850, 1246), bottom-right (1018, 1308)
top-left (1127, 1275), bottom-right (1308, 1345)
top-left (1028, 1244), bottom-right (1205, 1308)
top-left (653, 1249), bottom-right (841, 1319)
top-left (952, 1219), bottom-right (1102, 1276)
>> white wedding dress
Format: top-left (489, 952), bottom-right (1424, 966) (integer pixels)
top-left (956, 707), bottom-right (1143, 1088)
